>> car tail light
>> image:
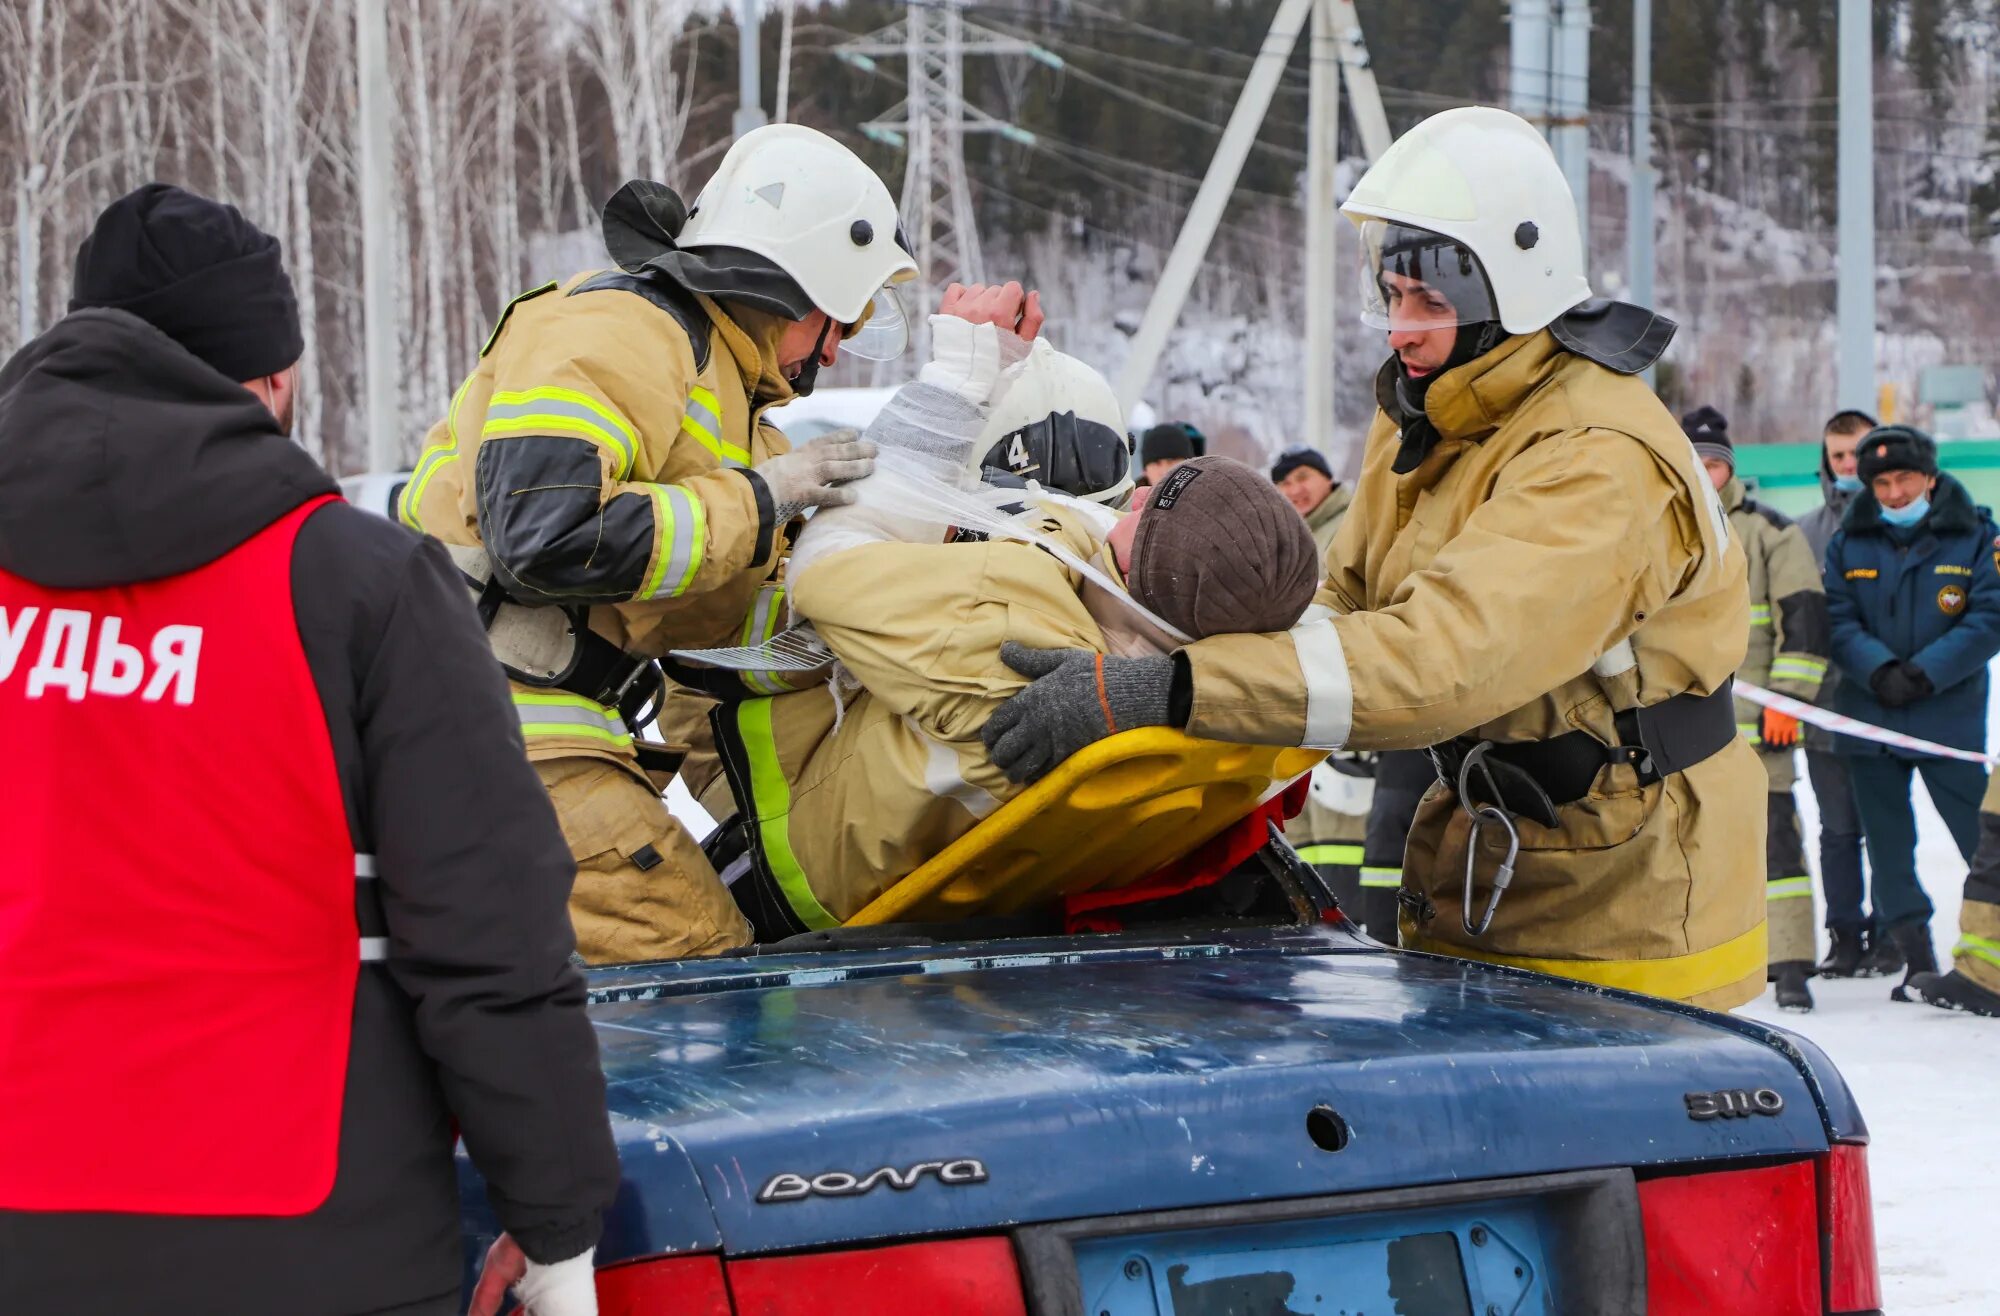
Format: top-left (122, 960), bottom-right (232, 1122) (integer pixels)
top-left (596, 1254), bottom-right (733, 1316)
top-left (1819, 1141), bottom-right (1883, 1314)
top-left (728, 1237), bottom-right (1027, 1316)
top-left (1638, 1159), bottom-right (1821, 1315)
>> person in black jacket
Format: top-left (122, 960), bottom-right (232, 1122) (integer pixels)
top-left (0, 186), bottom-right (618, 1315)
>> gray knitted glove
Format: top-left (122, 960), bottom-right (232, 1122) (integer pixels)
top-left (756, 429), bottom-right (878, 520)
top-left (981, 641), bottom-right (1174, 784)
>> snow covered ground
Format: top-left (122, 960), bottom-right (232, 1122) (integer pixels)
top-left (1742, 705), bottom-right (2000, 1315)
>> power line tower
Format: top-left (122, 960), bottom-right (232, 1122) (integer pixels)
top-left (1115, 0), bottom-right (1391, 460)
top-left (839, 3), bottom-right (1058, 346)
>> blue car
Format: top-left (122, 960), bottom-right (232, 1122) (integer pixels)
top-left (457, 845), bottom-right (1881, 1316)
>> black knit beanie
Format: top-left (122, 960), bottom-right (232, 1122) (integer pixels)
top-left (1270, 445), bottom-right (1333, 483)
top-left (1855, 425), bottom-right (1939, 484)
top-left (1139, 422), bottom-right (1206, 466)
top-left (1680, 405), bottom-right (1733, 467)
top-left (70, 183), bottom-right (303, 381)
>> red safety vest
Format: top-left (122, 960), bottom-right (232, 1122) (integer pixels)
top-left (0, 496), bottom-right (360, 1215)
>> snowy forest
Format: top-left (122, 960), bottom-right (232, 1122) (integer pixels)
top-left (5, 0), bottom-right (2000, 475)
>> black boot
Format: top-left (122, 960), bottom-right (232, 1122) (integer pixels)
top-left (1909, 969), bottom-right (2000, 1017)
top-left (1888, 922), bottom-right (1938, 1002)
top-left (1860, 928), bottom-right (1905, 979)
top-left (1818, 929), bottom-right (1865, 978)
top-left (1774, 962), bottom-right (1815, 1012)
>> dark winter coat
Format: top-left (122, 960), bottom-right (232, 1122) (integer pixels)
top-left (1824, 472), bottom-right (2000, 756)
top-left (1798, 468), bottom-right (1860, 750)
top-left (0, 309), bottom-right (618, 1314)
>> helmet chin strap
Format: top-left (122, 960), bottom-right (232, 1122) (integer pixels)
top-left (789, 316), bottom-right (836, 397)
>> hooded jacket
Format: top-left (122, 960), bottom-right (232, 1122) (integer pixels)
top-left (400, 262), bottom-right (795, 769)
top-left (1169, 330), bottom-right (1764, 1009)
top-left (1718, 475), bottom-right (1830, 745)
top-left (1824, 472), bottom-right (2000, 755)
top-left (0, 310), bottom-right (617, 1313)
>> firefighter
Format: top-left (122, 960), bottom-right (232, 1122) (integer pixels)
top-left (982, 106), bottom-right (1766, 1010)
top-left (0, 186), bottom-right (615, 1316)
top-left (1685, 406), bottom-right (1831, 1011)
top-left (400, 125), bottom-right (916, 964)
top-left (1269, 444), bottom-right (1375, 922)
top-left (1911, 770), bottom-right (2000, 1016)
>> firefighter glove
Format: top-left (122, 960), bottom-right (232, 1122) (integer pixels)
top-left (982, 642), bottom-right (1173, 784)
top-left (756, 429), bottom-right (878, 521)
top-left (1761, 708), bottom-right (1802, 748)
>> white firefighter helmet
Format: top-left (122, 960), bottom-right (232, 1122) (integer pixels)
top-left (1340, 106), bottom-right (1591, 336)
top-left (973, 340), bottom-right (1135, 506)
top-left (679, 124), bottom-right (919, 359)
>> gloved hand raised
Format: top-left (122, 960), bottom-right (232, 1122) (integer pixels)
top-left (468, 1235), bottom-right (598, 1316)
top-left (980, 641), bottom-right (1175, 784)
top-left (1869, 660), bottom-right (1934, 709)
top-left (756, 429), bottom-right (878, 521)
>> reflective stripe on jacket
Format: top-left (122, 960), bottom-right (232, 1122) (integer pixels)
top-left (1721, 476), bottom-right (1830, 741)
top-left (402, 271), bottom-right (794, 763)
top-left (1174, 330), bottom-right (1764, 1009)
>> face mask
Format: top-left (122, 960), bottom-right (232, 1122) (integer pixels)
top-left (1834, 474), bottom-right (1863, 493)
top-left (1880, 495), bottom-right (1930, 527)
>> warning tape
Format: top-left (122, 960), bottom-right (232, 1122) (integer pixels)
top-left (1736, 681), bottom-right (1999, 766)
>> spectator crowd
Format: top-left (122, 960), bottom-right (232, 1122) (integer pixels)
top-left (1266, 406), bottom-right (2000, 1018)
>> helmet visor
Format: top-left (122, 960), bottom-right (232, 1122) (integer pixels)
top-left (841, 285), bottom-right (909, 361)
top-left (1356, 220), bottom-right (1499, 331)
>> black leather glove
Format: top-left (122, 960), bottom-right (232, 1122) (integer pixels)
top-left (1869, 660), bottom-right (1934, 709)
top-left (980, 642), bottom-right (1174, 784)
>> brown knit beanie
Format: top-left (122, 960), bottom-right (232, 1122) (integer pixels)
top-left (1127, 456), bottom-right (1320, 639)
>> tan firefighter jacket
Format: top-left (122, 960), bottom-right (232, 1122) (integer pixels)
top-left (1720, 475), bottom-right (1830, 756)
top-left (1294, 484), bottom-right (1370, 865)
top-left (1175, 330), bottom-right (1766, 1010)
top-left (399, 270), bottom-right (795, 770)
top-left (717, 504), bottom-right (1146, 925)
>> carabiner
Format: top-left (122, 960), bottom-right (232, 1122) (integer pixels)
top-left (1454, 743), bottom-right (1521, 937)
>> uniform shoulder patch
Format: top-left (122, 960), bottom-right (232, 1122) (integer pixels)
top-left (1940, 583), bottom-right (1969, 616)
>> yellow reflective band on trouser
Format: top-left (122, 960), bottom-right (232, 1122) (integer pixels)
top-left (1405, 922), bottom-right (1768, 1003)
top-left (1359, 866), bottom-right (1402, 888)
top-left (680, 386), bottom-right (750, 467)
top-left (640, 484), bottom-right (707, 600)
top-left (738, 698), bottom-right (839, 931)
top-left (513, 691), bottom-right (633, 748)
top-left (1737, 721), bottom-right (1762, 746)
top-left (1750, 604), bottom-right (1772, 626)
top-left (740, 585), bottom-right (791, 696)
top-left (1769, 657), bottom-right (1828, 682)
top-left (1297, 843), bottom-right (1364, 867)
top-left (1956, 933), bottom-right (2000, 968)
top-left (400, 371), bottom-right (479, 530)
top-left (1767, 876), bottom-right (1814, 900)
top-left (483, 387), bottom-right (638, 477)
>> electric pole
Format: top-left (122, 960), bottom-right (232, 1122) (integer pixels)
top-left (735, 0), bottom-right (768, 139)
top-left (355, 0), bottom-right (397, 473)
top-left (839, 3), bottom-right (1058, 350)
top-left (1115, 0), bottom-right (1389, 435)
top-left (1837, 0), bottom-right (1875, 413)
top-left (1509, 1), bottom-right (1591, 235)
top-left (1627, 0), bottom-right (1654, 387)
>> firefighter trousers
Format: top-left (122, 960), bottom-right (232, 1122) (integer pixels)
top-left (536, 756), bottom-right (752, 964)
